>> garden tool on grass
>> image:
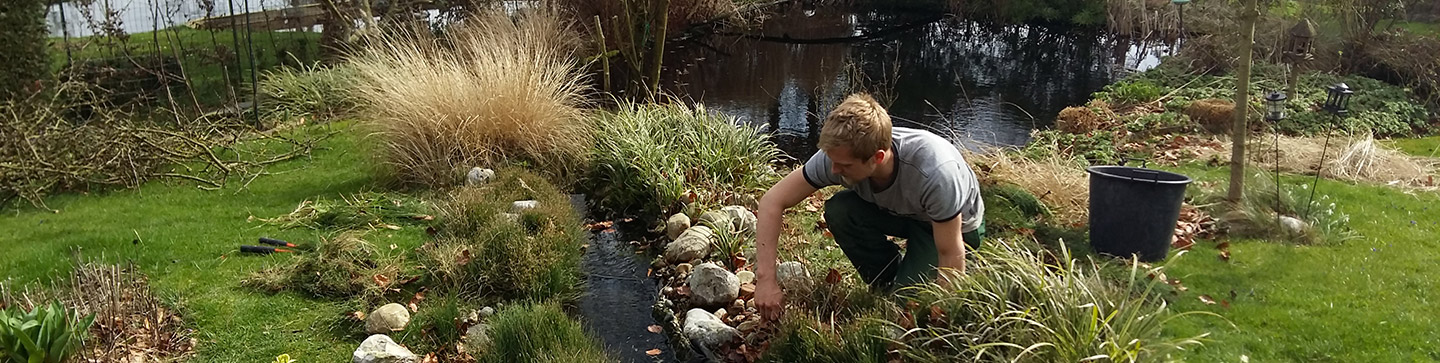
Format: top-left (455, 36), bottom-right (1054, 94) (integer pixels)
top-left (258, 237), bottom-right (315, 251)
top-left (240, 245), bottom-right (293, 254)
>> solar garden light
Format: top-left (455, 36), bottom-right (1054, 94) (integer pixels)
top-left (1265, 91), bottom-right (1287, 227)
top-left (1305, 83), bottom-right (1354, 218)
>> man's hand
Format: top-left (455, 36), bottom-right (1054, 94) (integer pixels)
top-left (754, 276), bottom-right (785, 321)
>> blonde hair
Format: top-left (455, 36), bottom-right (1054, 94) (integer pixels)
top-left (819, 93), bottom-right (892, 160)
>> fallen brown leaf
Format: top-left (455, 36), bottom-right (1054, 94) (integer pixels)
top-left (373, 274), bottom-right (391, 288)
top-left (825, 268), bottom-right (842, 284)
top-left (412, 215), bottom-right (435, 221)
top-left (646, 349), bottom-right (663, 356)
top-left (349, 311), bottom-right (366, 321)
top-left (647, 325), bottom-right (663, 334)
top-left (1199, 295), bottom-right (1216, 305)
top-left (408, 291), bottom-right (426, 312)
top-left (586, 221), bottom-right (614, 231)
top-left (457, 249), bottom-right (473, 266)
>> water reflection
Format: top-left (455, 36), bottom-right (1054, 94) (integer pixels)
top-left (665, 4), bottom-right (1170, 159)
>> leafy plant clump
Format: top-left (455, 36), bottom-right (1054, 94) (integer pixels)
top-left (588, 102), bottom-right (781, 216)
top-left (0, 302), bottom-right (96, 363)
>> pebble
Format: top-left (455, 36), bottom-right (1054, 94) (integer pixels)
top-left (736, 270), bottom-right (755, 284)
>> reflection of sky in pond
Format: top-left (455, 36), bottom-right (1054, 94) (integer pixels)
top-left (666, 6), bottom-right (1172, 159)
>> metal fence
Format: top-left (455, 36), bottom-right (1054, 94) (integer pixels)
top-left (45, 0), bottom-right (326, 116)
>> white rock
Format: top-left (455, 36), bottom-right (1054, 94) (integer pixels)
top-left (697, 210), bottom-right (733, 231)
top-left (478, 306), bottom-right (495, 318)
top-left (511, 200), bottom-right (539, 213)
top-left (688, 263), bottom-right (740, 307)
top-left (666, 213), bottom-right (692, 241)
top-left (714, 308), bottom-right (728, 320)
top-left (683, 308), bottom-right (739, 349)
top-left (1280, 216), bottom-right (1309, 234)
top-left (365, 303), bottom-right (411, 334)
top-left (721, 206), bottom-right (757, 235)
top-left (776, 261), bottom-right (812, 295)
top-left (664, 226), bottom-right (713, 263)
top-left (465, 167), bottom-right (496, 186)
top-left (354, 334), bottom-right (418, 363)
top-left (674, 263), bottom-right (694, 275)
top-left (735, 270), bottom-right (755, 284)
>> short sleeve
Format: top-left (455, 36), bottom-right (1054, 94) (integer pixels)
top-left (802, 150), bottom-right (843, 189)
top-left (923, 161), bottom-right (966, 222)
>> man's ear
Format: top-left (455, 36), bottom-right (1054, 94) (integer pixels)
top-left (871, 149), bottom-right (886, 164)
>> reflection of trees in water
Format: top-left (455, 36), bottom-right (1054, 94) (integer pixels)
top-left (667, 6), bottom-right (1157, 157)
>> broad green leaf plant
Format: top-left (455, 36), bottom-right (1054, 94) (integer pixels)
top-left (0, 302), bottom-right (95, 363)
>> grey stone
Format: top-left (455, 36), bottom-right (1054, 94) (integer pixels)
top-left (353, 334), bottom-right (418, 363)
top-left (365, 303), bottom-right (411, 334)
top-left (664, 226), bottom-right (713, 263)
top-left (777, 261), bottom-right (812, 295)
top-left (666, 213), bottom-right (692, 241)
top-left (721, 206), bottom-right (757, 235)
top-left (465, 167), bottom-right (496, 186)
top-left (688, 263), bottom-right (740, 307)
top-left (696, 210), bottom-right (733, 231)
top-left (510, 200), bottom-right (539, 213)
top-left (464, 324), bottom-right (491, 355)
top-left (478, 306), bottom-right (495, 318)
top-left (683, 308), bottom-right (739, 349)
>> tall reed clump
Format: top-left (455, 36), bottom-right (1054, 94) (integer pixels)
top-left (423, 168), bottom-right (585, 302)
top-left (588, 102), bottom-right (781, 216)
top-left (889, 239), bottom-right (1216, 362)
top-left (473, 301), bottom-right (611, 363)
top-left (257, 63), bottom-right (363, 123)
top-left (349, 9), bottom-right (592, 188)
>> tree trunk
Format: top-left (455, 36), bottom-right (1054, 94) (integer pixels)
top-left (647, 0), bottom-right (670, 101)
top-left (1228, 0), bottom-right (1259, 202)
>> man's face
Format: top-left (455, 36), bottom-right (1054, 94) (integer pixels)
top-left (826, 145), bottom-right (879, 185)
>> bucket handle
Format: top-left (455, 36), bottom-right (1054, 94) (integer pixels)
top-left (1131, 169), bottom-right (1163, 183)
top-left (1120, 156), bottom-right (1149, 169)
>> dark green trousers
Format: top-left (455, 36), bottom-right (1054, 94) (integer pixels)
top-left (825, 190), bottom-right (984, 288)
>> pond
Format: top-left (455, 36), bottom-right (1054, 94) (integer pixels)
top-left (663, 3), bottom-right (1171, 159)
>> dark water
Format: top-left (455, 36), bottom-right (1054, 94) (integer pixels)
top-left (663, 4), bottom-right (1171, 159)
top-left (574, 193), bottom-right (671, 363)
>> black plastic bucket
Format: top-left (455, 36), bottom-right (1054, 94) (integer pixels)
top-left (1086, 166), bottom-right (1192, 262)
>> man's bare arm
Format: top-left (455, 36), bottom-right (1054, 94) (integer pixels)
top-left (932, 215), bottom-right (966, 286)
top-left (755, 167), bottom-right (818, 320)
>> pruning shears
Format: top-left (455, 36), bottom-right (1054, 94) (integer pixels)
top-left (240, 237), bottom-right (300, 254)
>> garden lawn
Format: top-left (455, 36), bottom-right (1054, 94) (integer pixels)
top-left (1157, 138), bottom-right (1440, 361)
top-left (0, 122), bottom-right (427, 361)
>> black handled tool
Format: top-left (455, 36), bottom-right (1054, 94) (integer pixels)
top-left (259, 237), bottom-right (297, 247)
top-left (241, 245), bottom-right (293, 254)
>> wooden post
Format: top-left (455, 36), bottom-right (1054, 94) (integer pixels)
top-left (1227, 0), bottom-right (1259, 202)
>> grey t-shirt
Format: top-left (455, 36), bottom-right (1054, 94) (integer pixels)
top-left (802, 127), bottom-right (984, 232)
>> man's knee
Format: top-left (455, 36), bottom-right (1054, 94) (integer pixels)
top-left (823, 190), bottom-right (866, 222)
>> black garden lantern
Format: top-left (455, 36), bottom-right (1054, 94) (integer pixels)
top-left (1264, 91), bottom-right (1288, 122)
top-left (1323, 83), bottom-right (1353, 116)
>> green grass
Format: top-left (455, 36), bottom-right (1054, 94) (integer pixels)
top-left (1386, 135), bottom-right (1440, 158)
top-left (0, 122), bottom-right (435, 361)
top-left (1387, 21), bottom-right (1440, 36)
top-left (1154, 154), bottom-right (1440, 361)
top-left (50, 26), bottom-right (321, 107)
